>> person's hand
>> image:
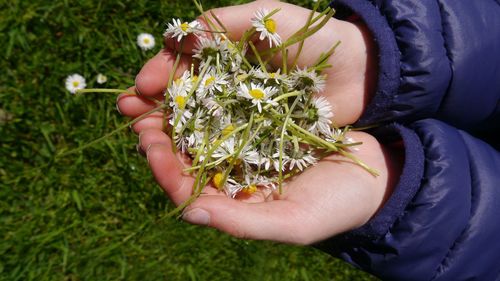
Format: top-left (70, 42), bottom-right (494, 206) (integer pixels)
top-left (117, 1), bottom-right (398, 245)
top-left (139, 128), bottom-right (402, 244)
top-left (118, 0), bottom-right (377, 132)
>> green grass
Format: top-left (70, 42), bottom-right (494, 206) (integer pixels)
top-left (0, 0), bottom-right (378, 280)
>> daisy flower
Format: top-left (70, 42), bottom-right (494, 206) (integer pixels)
top-left (65, 74), bottom-right (86, 94)
top-left (96, 73), bottom-right (107, 84)
top-left (238, 82), bottom-right (278, 112)
top-left (212, 137), bottom-right (261, 167)
top-left (196, 71), bottom-right (229, 98)
top-left (288, 67), bottom-right (326, 93)
top-left (193, 36), bottom-right (230, 66)
top-left (308, 96), bottom-right (334, 135)
top-left (163, 19), bottom-right (203, 42)
top-left (271, 149), bottom-right (291, 172)
top-left (202, 97), bottom-right (224, 117)
top-left (168, 70), bottom-right (194, 99)
top-left (288, 152), bottom-right (317, 171)
top-left (251, 8), bottom-right (282, 48)
top-left (137, 33), bottom-right (155, 51)
top-left (254, 68), bottom-right (285, 85)
top-left (325, 127), bottom-right (344, 143)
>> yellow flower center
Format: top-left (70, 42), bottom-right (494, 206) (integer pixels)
top-left (264, 19), bottom-right (277, 34)
top-left (212, 172), bottom-right (224, 189)
top-left (222, 124), bottom-right (235, 137)
top-left (205, 76), bottom-right (215, 86)
top-left (175, 95), bottom-right (186, 109)
top-left (249, 88), bottom-right (265, 100)
top-left (143, 38), bottom-right (150, 44)
top-left (242, 184), bottom-right (257, 194)
top-left (180, 22), bottom-right (190, 32)
top-left (72, 81), bottom-right (79, 87)
top-left (269, 72), bottom-right (276, 79)
top-left (192, 75), bottom-right (199, 83)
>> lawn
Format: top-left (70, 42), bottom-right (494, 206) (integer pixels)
top-left (0, 0), bottom-right (377, 280)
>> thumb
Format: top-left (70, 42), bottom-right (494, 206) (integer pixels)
top-left (182, 195), bottom-right (314, 244)
top-left (166, 1), bottom-right (348, 68)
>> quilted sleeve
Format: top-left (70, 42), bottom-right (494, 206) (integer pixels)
top-left (330, 0), bottom-right (500, 131)
top-left (316, 119), bottom-right (500, 280)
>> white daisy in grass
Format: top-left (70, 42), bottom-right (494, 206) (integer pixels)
top-left (65, 74), bottom-right (86, 94)
top-left (137, 33), bottom-right (155, 51)
top-left (308, 96), bottom-right (334, 135)
top-left (163, 19), bottom-right (203, 42)
top-left (196, 71), bottom-right (229, 98)
top-left (251, 8), bottom-right (282, 48)
top-left (288, 67), bottom-right (326, 93)
top-left (96, 73), bottom-right (107, 84)
top-left (238, 82), bottom-right (278, 113)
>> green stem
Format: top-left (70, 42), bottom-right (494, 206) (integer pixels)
top-left (56, 105), bottom-right (166, 158)
top-left (75, 88), bottom-right (132, 94)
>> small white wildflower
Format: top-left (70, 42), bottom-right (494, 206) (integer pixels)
top-left (289, 152), bottom-right (317, 171)
top-left (251, 8), bottom-right (282, 48)
top-left (168, 70), bottom-right (194, 99)
top-left (254, 68), bottom-right (285, 85)
top-left (212, 137), bottom-right (261, 166)
top-left (325, 127), bottom-right (344, 143)
top-left (65, 74), bottom-right (86, 94)
top-left (202, 97), bottom-right (224, 117)
top-left (308, 96), bottom-right (334, 135)
top-left (271, 150), bottom-right (291, 172)
top-left (193, 36), bottom-right (230, 66)
top-left (238, 82), bottom-right (278, 113)
top-left (137, 33), bottom-right (155, 51)
top-left (288, 67), bottom-right (326, 93)
top-left (163, 19), bottom-right (203, 42)
top-left (96, 73), bottom-right (107, 84)
top-left (197, 71), bottom-right (229, 98)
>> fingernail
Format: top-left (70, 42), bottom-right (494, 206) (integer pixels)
top-left (115, 103), bottom-right (122, 115)
top-left (136, 143), bottom-right (146, 157)
top-left (182, 208), bottom-right (210, 226)
top-left (146, 143), bottom-right (154, 163)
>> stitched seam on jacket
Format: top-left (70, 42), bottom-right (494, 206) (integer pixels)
top-left (434, 0), bottom-right (454, 117)
top-left (430, 131), bottom-right (474, 281)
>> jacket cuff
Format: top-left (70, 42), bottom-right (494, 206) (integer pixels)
top-left (330, 0), bottom-right (401, 126)
top-left (330, 0), bottom-right (453, 126)
top-left (316, 123), bottom-right (424, 247)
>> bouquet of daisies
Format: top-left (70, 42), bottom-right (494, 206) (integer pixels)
top-left (158, 3), bottom-right (375, 206)
top-left (70, 1), bottom-right (376, 214)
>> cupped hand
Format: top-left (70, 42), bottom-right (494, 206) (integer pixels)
top-left (116, 1), bottom-right (394, 245)
top-left (139, 128), bottom-right (401, 245)
top-left (118, 0), bottom-right (377, 133)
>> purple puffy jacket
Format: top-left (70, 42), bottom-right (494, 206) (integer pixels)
top-left (317, 1), bottom-right (500, 280)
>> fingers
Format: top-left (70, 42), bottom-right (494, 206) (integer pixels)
top-left (144, 134), bottom-right (195, 205)
top-left (116, 88), bottom-right (161, 118)
top-left (182, 196), bottom-right (314, 244)
top-left (131, 112), bottom-right (164, 134)
top-left (135, 49), bottom-right (192, 97)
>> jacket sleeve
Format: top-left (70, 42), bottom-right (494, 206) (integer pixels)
top-left (316, 119), bottom-right (500, 280)
top-left (330, 0), bottom-right (500, 131)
